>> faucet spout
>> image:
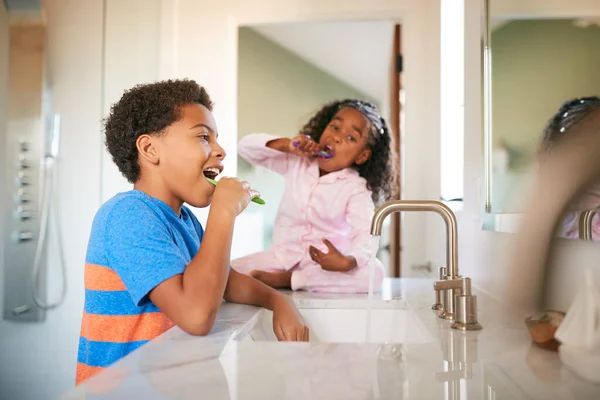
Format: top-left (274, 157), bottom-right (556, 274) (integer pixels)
top-left (578, 209), bottom-right (598, 240)
top-left (370, 200), bottom-right (481, 329)
top-left (370, 200), bottom-right (459, 278)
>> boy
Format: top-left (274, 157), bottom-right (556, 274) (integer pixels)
top-left (76, 79), bottom-right (308, 385)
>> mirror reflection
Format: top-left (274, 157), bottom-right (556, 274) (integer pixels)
top-left (483, 12), bottom-right (600, 240)
top-left (236, 21), bottom-right (399, 276)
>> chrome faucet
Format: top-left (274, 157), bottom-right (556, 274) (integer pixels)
top-left (370, 200), bottom-right (482, 330)
top-left (578, 208), bottom-right (598, 240)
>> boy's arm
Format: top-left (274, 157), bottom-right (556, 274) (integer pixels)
top-left (148, 207), bottom-right (236, 335)
top-left (150, 212), bottom-right (308, 339)
top-left (509, 109), bottom-right (600, 312)
top-left (224, 269), bottom-right (309, 341)
top-left (148, 178), bottom-right (307, 338)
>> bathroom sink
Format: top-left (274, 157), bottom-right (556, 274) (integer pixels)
top-left (238, 308), bottom-right (434, 344)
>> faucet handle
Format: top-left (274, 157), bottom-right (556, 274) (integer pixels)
top-left (451, 277), bottom-right (483, 331)
top-left (433, 273), bottom-right (463, 320)
top-left (433, 277), bottom-right (463, 291)
top-left (431, 266), bottom-right (446, 310)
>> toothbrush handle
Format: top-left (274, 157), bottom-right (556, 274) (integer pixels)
top-left (205, 177), bottom-right (265, 205)
top-left (292, 141), bottom-right (331, 158)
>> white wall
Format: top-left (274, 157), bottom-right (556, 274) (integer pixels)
top-left (461, 0), bottom-right (600, 313)
top-left (0, 1), bottom-right (104, 399)
top-left (100, 0), bottom-right (161, 204)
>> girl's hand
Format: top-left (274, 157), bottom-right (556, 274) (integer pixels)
top-left (289, 135), bottom-right (320, 157)
top-left (211, 177), bottom-right (260, 217)
top-left (309, 239), bottom-right (357, 272)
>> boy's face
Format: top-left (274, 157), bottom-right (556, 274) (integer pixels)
top-left (154, 104), bottom-right (225, 208)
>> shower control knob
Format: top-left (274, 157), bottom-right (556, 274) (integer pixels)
top-left (14, 192), bottom-right (31, 203)
top-left (15, 174), bottom-right (30, 186)
top-left (18, 139), bottom-right (29, 152)
top-left (17, 158), bottom-right (30, 169)
top-left (12, 231), bottom-right (34, 242)
top-left (13, 207), bottom-right (32, 220)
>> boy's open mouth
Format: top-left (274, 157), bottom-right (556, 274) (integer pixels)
top-left (203, 166), bottom-right (222, 180)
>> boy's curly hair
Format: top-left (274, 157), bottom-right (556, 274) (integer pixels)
top-left (104, 79), bottom-right (213, 183)
top-left (298, 99), bottom-right (397, 204)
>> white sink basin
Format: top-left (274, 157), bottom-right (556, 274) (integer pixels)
top-left (238, 308), bottom-right (434, 344)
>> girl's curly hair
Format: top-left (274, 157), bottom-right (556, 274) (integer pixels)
top-left (298, 99), bottom-right (397, 204)
top-left (541, 96), bottom-right (600, 152)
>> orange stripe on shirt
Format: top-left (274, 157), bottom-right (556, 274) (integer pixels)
top-left (76, 362), bottom-right (104, 386)
top-left (80, 311), bottom-right (175, 342)
top-left (84, 263), bottom-right (127, 291)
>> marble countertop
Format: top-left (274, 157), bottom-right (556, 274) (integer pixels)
top-left (62, 278), bottom-right (600, 399)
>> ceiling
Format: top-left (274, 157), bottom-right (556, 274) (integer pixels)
top-left (251, 20), bottom-right (396, 102)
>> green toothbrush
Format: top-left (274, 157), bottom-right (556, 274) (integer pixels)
top-left (205, 177), bottom-right (265, 205)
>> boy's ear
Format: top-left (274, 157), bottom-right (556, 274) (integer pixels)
top-left (136, 134), bottom-right (160, 165)
top-left (355, 148), bottom-right (372, 166)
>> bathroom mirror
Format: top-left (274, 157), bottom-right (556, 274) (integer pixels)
top-left (481, 0), bottom-right (600, 240)
top-left (236, 20), bottom-right (399, 275)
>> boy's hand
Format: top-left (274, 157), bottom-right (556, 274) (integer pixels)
top-left (309, 239), bottom-right (357, 272)
top-left (289, 135), bottom-right (320, 157)
top-left (271, 293), bottom-right (309, 341)
top-left (211, 177), bottom-right (260, 217)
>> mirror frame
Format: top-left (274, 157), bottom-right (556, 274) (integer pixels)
top-left (481, 0), bottom-right (524, 234)
top-left (482, 0), bottom-right (493, 213)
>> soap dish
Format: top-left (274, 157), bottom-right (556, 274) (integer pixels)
top-left (525, 310), bottom-right (566, 351)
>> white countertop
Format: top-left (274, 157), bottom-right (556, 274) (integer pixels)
top-left (61, 278), bottom-right (600, 399)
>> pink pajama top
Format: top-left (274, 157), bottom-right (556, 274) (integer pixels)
top-left (237, 133), bottom-right (377, 272)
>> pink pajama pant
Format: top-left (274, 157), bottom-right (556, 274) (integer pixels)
top-left (231, 250), bottom-right (384, 293)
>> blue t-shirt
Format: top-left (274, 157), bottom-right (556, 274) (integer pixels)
top-left (76, 190), bottom-right (204, 384)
